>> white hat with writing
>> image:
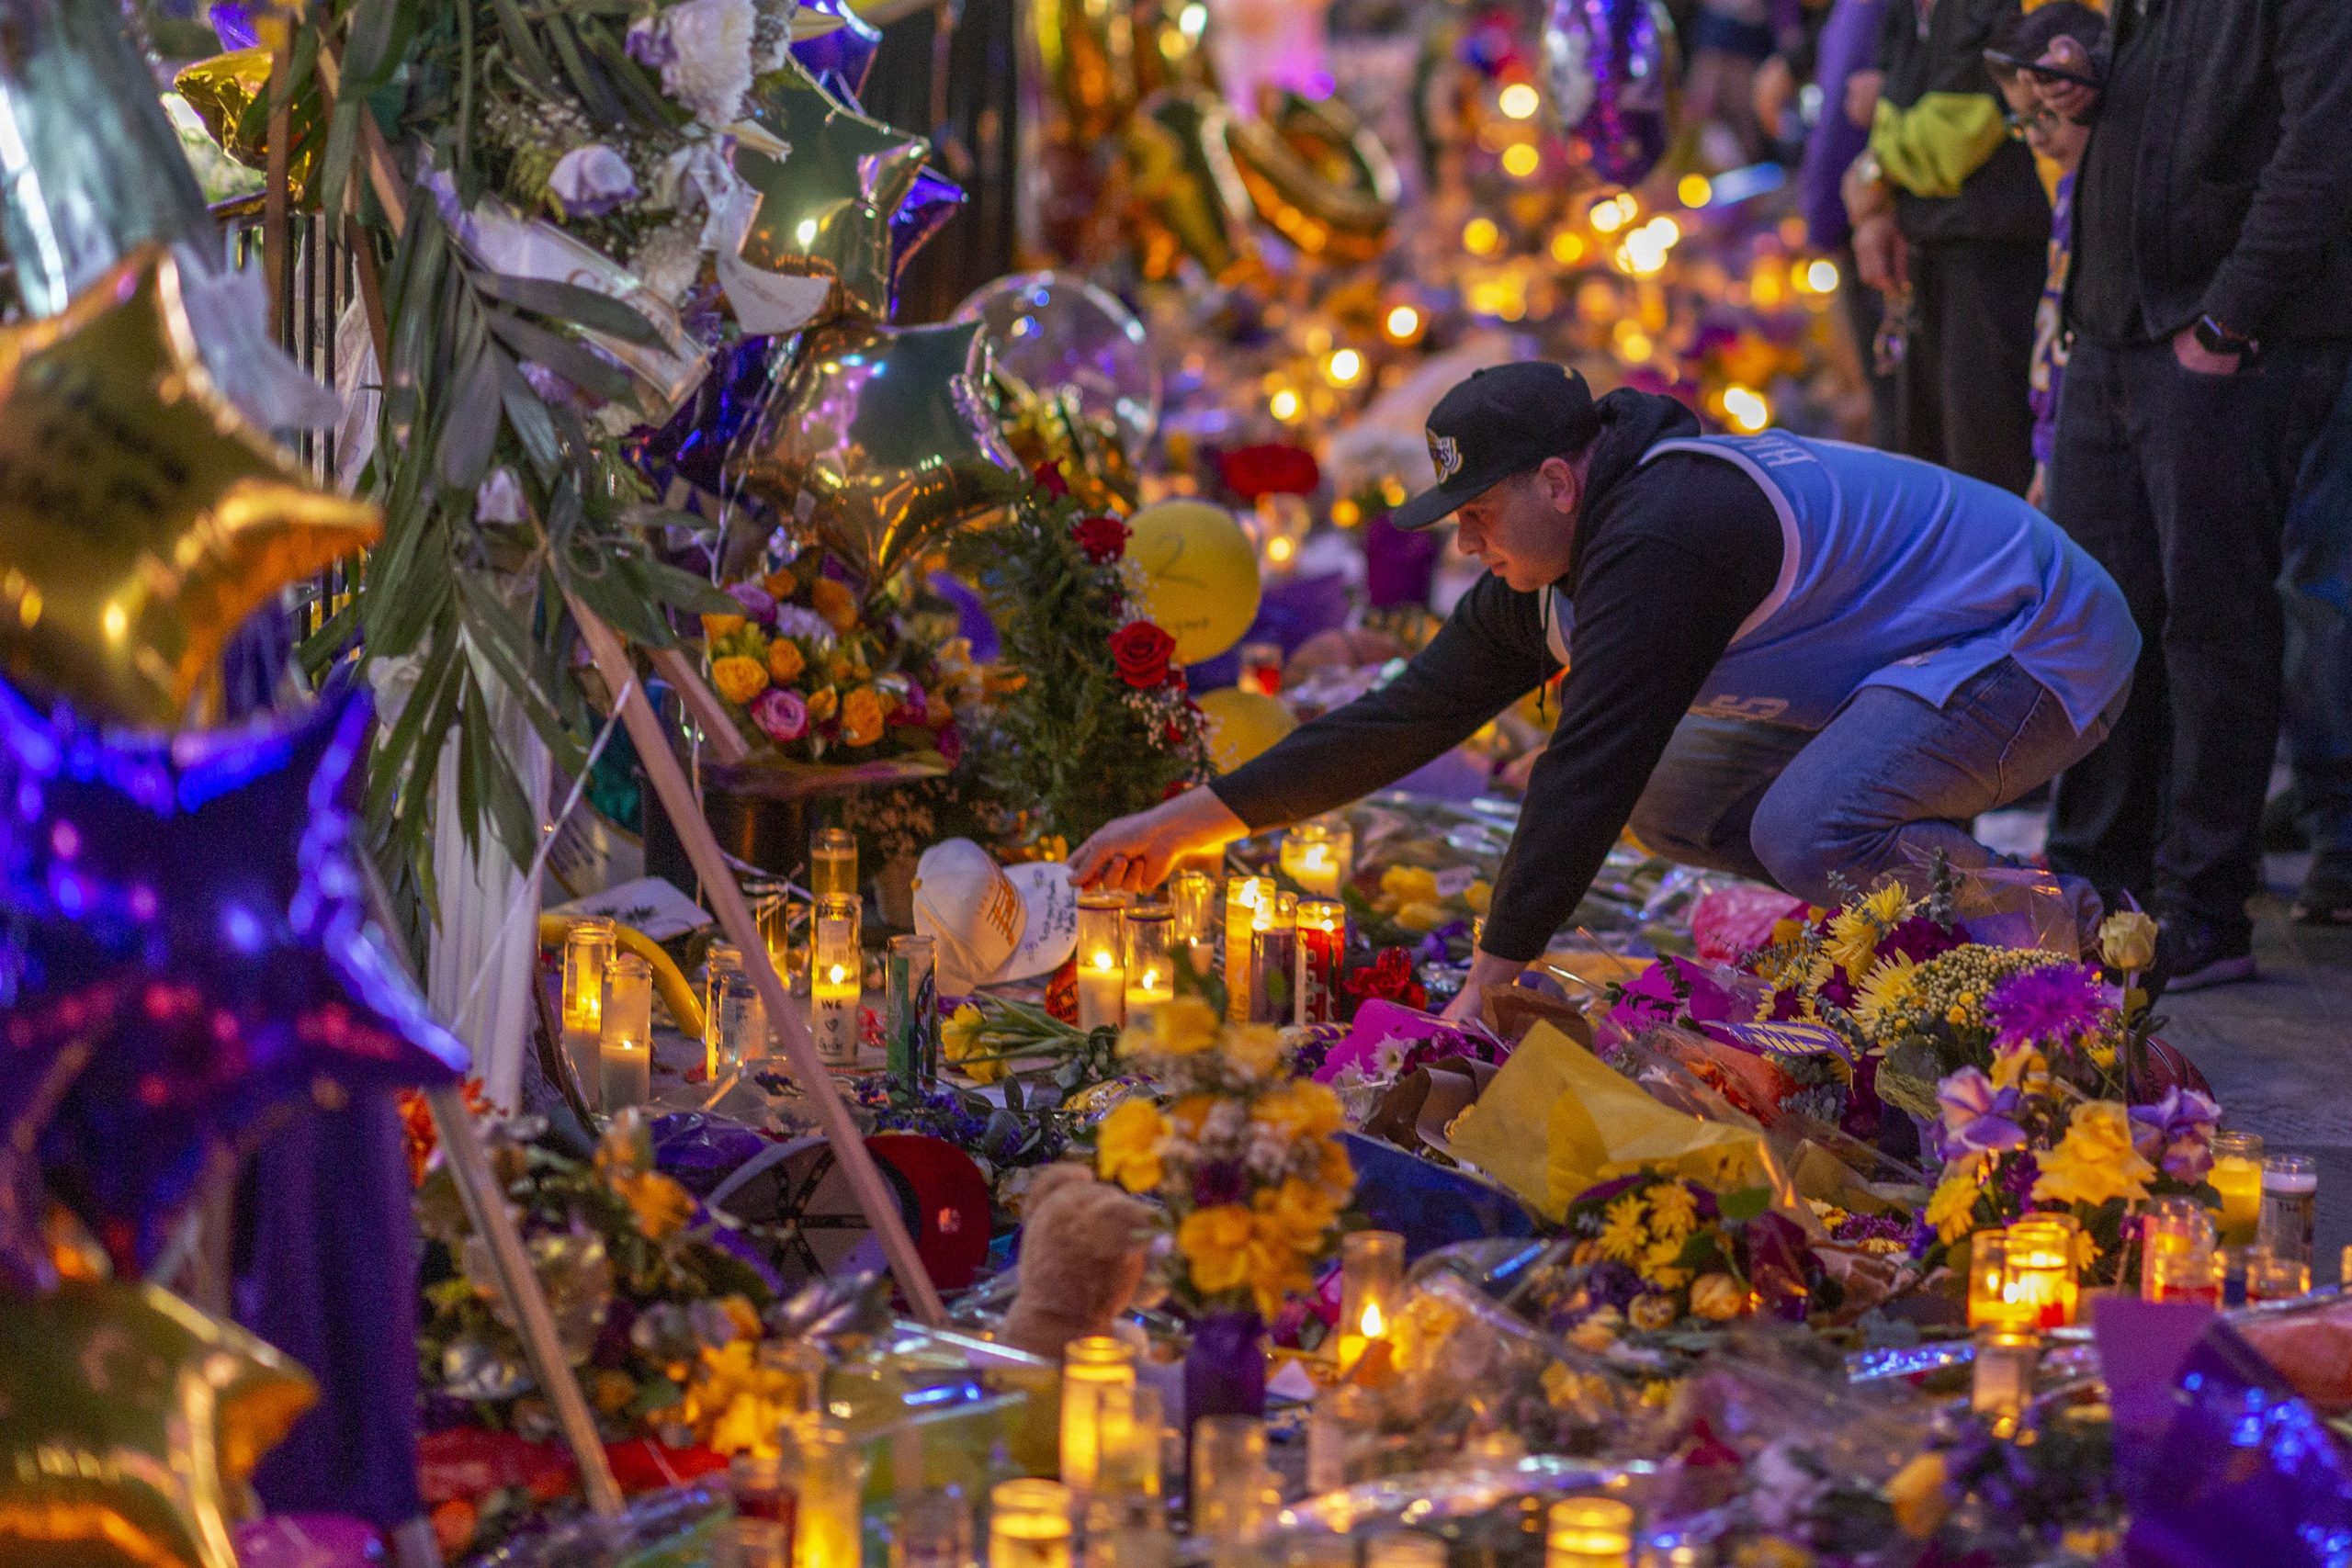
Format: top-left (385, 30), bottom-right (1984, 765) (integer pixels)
top-left (910, 839), bottom-right (1079, 995)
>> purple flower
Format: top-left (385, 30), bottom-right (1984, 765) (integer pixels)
top-left (2131, 1087), bottom-right (2222, 1181)
top-left (1883, 916), bottom-right (1962, 964)
top-left (548, 143), bottom-right (639, 217)
top-left (625, 14), bottom-right (677, 66)
top-left (748, 688), bottom-right (808, 745)
top-left (727, 581), bottom-right (778, 623)
top-left (1937, 1066), bottom-right (2028, 1155)
top-left (1984, 962), bottom-right (2108, 1051)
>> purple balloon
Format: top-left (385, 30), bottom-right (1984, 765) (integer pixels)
top-left (0, 682), bottom-right (468, 1268)
top-left (890, 165), bottom-right (966, 304)
top-left (1544, 0), bottom-right (1674, 187)
top-left (232, 1515), bottom-right (388, 1568)
top-left (626, 334), bottom-right (782, 505)
top-left (793, 0), bottom-right (884, 102)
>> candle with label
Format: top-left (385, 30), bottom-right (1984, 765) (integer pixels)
top-left (1076, 892), bottom-right (1127, 1032)
top-left (1295, 899), bottom-right (1344, 1025)
top-left (2260, 1154), bottom-right (2319, 1270)
top-left (1122, 904), bottom-right (1174, 1029)
top-left (1059, 1335), bottom-right (1136, 1491)
top-left (1224, 877), bottom-right (1272, 1021)
top-left (711, 969), bottom-right (766, 1075)
top-left (704, 941), bottom-right (744, 1077)
top-left (887, 934), bottom-right (939, 1092)
top-left (598, 952), bottom-right (653, 1111)
top-left (1250, 891), bottom-right (1297, 1025)
top-left (810, 826), bottom-right (857, 901)
top-left (810, 893), bottom-right (861, 1068)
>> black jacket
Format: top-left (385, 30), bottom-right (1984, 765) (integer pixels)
top-left (1872, 0), bottom-right (2051, 248)
top-left (2080, 0), bottom-right (2352, 341)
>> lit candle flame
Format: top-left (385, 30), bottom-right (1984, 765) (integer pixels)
top-left (1138, 968), bottom-right (1161, 989)
top-left (825, 964), bottom-right (849, 986)
top-left (1360, 1301), bottom-right (1385, 1337)
top-left (1091, 950), bottom-right (1116, 972)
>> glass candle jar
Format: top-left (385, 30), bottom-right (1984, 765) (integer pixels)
top-left (2259, 1155), bottom-right (2319, 1270)
top-left (2209, 1130), bottom-right (2264, 1247)
top-left (1279, 818), bottom-right (1353, 900)
top-left (1189, 1416), bottom-right (1269, 1543)
top-left (1225, 877), bottom-right (1274, 1022)
top-left (2002, 1215), bottom-right (2080, 1328)
top-left (1124, 904), bottom-right (1175, 1029)
top-left (988, 1479), bottom-right (1073, 1568)
top-left (1544, 1496), bottom-right (1634, 1568)
top-left (1250, 892), bottom-right (1297, 1026)
top-left (1076, 892), bottom-right (1128, 1033)
top-left (1965, 1227), bottom-right (2015, 1330)
top-left (810, 826), bottom-right (858, 902)
top-left (1363, 1533), bottom-right (1444, 1568)
top-left (1295, 900), bottom-right (1344, 1025)
top-left (1970, 1325), bottom-right (2041, 1434)
top-left (795, 1421), bottom-right (867, 1568)
top-left (598, 952), bottom-right (653, 1111)
top-left (1306, 1382), bottom-right (1380, 1494)
top-left (712, 969), bottom-right (767, 1075)
top-left (1096, 1382), bottom-right (1163, 1503)
top-left (705, 941), bottom-right (744, 1077)
top-left (810, 893), bottom-right (862, 1068)
top-left (888, 934), bottom-right (940, 1091)
top-left (561, 917), bottom-right (616, 1104)
top-left (891, 1488), bottom-right (975, 1568)
top-left (2140, 1197), bottom-right (2216, 1302)
top-left (1335, 1231), bottom-right (1405, 1372)
top-left (1170, 869), bottom-right (1217, 976)
top-left (2248, 1245), bottom-right (2313, 1303)
top-left (1059, 1335), bottom-right (1137, 1492)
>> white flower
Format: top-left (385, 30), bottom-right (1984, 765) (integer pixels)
top-left (656, 0), bottom-right (757, 126)
top-left (630, 221), bottom-right (705, 308)
top-left (475, 467), bottom-right (527, 524)
top-left (770, 605), bottom-right (836, 644)
top-left (548, 143), bottom-right (640, 217)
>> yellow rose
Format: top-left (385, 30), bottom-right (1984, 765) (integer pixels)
top-left (2032, 1100), bottom-right (2154, 1207)
top-left (701, 613), bottom-right (748, 643)
top-left (1223, 1023), bottom-right (1286, 1078)
top-left (1096, 1099), bottom-right (1168, 1194)
top-left (1252, 1079), bottom-right (1344, 1143)
top-left (808, 686), bottom-right (839, 723)
top-left (1393, 900), bottom-right (1449, 933)
top-left (1379, 865), bottom-right (1439, 908)
top-left (1885, 1451), bottom-right (1951, 1538)
top-left (1177, 1204), bottom-right (1256, 1296)
top-left (710, 655), bottom-right (769, 705)
top-left (1127, 994), bottom-right (1220, 1057)
top-left (766, 638), bottom-right (807, 686)
top-left (1689, 1273), bottom-right (1747, 1321)
top-left (841, 685), bottom-right (887, 748)
top-left (1251, 1177), bottom-right (1341, 1251)
top-left (2098, 910), bottom-right (2157, 972)
top-left (763, 567), bottom-right (797, 599)
top-left (810, 577), bottom-right (860, 634)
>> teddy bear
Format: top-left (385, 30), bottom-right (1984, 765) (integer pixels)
top-left (999, 1162), bottom-right (1154, 1360)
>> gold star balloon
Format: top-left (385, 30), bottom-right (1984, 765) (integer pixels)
top-left (736, 318), bottom-right (1028, 585)
top-left (1124, 89), bottom-right (1262, 286)
top-left (733, 61), bottom-right (931, 322)
top-left (0, 246), bottom-right (379, 729)
top-left (0, 1280), bottom-right (317, 1568)
top-left (173, 49), bottom-right (322, 206)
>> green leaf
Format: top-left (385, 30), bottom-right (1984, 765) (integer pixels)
top-left (487, 0), bottom-right (561, 91)
top-left (495, 354), bottom-right (563, 480)
top-left (1716, 1187), bottom-right (1772, 1224)
top-left (435, 341), bottom-right (504, 495)
top-left (455, 574), bottom-right (589, 777)
top-left (562, 553), bottom-right (673, 649)
top-left (471, 270), bottom-right (660, 344)
top-left (637, 556), bottom-right (745, 615)
top-left (544, 14), bottom-right (625, 126)
top-left (483, 309), bottom-right (637, 406)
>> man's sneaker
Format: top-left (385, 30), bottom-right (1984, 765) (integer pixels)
top-left (2291, 861), bottom-right (2352, 927)
top-left (2153, 919), bottom-right (2257, 994)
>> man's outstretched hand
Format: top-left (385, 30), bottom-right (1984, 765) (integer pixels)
top-left (1069, 786), bottom-right (1250, 894)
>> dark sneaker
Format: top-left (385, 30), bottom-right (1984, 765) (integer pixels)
top-left (2291, 862), bottom-right (2352, 927)
top-left (2153, 919), bottom-right (2257, 994)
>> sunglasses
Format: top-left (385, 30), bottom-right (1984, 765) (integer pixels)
top-left (2003, 104), bottom-right (2063, 138)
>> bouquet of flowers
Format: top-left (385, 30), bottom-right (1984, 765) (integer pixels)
top-left (1091, 998), bottom-right (1354, 1319)
top-left (1524, 1173), bottom-right (1821, 1339)
top-left (698, 560), bottom-right (961, 773)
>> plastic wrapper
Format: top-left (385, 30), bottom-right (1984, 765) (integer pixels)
top-left (466, 1483), bottom-right (731, 1568)
top-left (1906, 851), bottom-right (2083, 959)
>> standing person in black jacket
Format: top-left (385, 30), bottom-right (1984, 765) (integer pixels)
top-left (1843, 0), bottom-right (2049, 494)
top-left (2030, 0), bottom-right (2352, 990)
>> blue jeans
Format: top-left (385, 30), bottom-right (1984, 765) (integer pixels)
top-left (1627, 658), bottom-right (2122, 918)
top-left (2285, 363), bottom-right (2352, 866)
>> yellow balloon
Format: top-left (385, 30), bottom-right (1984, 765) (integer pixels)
top-left (1124, 499), bottom-right (1261, 666)
top-left (1195, 685), bottom-right (1295, 773)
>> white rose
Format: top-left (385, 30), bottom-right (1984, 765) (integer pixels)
top-left (658, 0), bottom-right (757, 126)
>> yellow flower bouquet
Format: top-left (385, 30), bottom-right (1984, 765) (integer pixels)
top-left (1094, 998), bottom-right (1356, 1319)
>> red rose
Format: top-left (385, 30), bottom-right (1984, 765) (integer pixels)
top-left (1161, 778), bottom-right (1189, 800)
top-left (1345, 947), bottom-right (1426, 1010)
top-left (1109, 620), bottom-right (1177, 689)
top-left (1033, 461), bottom-right (1071, 499)
top-left (1072, 514), bottom-right (1130, 564)
top-left (1217, 442), bottom-right (1321, 500)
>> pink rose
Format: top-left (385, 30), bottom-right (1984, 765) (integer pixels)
top-left (749, 688), bottom-right (808, 745)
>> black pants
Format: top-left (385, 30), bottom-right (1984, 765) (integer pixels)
top-left (1895, 240), bottom-right (2044, 496)
top-left (1836, 244), bottom-right (1899, 451)
top-left (2044, 335), bottom-right (2352, 934)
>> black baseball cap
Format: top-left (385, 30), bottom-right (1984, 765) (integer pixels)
top-left (1392, 361), bottom-right (1603, 531)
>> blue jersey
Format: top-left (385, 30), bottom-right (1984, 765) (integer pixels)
top-left (1544, 432), bottom-right (2138, 733)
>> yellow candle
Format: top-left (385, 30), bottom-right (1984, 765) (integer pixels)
top-left (1058, 1335), bottom-right (1136, 1491)
top-left (2002, 1216), bottom-right (2079, 1328)
top-left (989, 1479), bottom-right (1073, 1568)
top-left (2211, 1130), bottom-right (2264, 1248)
top-left (1078, 892), bottom-right (1127, 1032)
top-left (1122, 968), bottom-right (1171, 1028)
top-left (598, 952), bottom-right (653, 1110)
top-left (793, 1422), bottom-right (865, 1568)
top-left (1225, 877), bottom-right (1272, 1022)
top-left (1334, 1230), bottom-right (1404, 1372)
top-left (811, 893), bottom-right (861, 1068)
top-left (1545, 1496), bottom-right (1634, 1568)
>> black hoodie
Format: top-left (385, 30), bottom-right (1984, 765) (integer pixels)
top-left (1211, 391), bottom-right (1784, 962)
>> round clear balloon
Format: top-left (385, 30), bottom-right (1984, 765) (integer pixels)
top-left (951, 271), bottom-right (1161, 459)
top-left (1544, 0), bottom-right (1674, 188)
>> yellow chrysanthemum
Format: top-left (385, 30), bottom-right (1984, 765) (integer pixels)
top-left (1252, 1079), bottom-right (1344, 1143)
top-left (710, 655), bottom-right (769, 705)
top-left (1925, 1153), bottom-right (1984, 1245)
top-left (1177, 1203), bottom-right (1256, 1297)
top-left (1096, 1099), bottom-right (1168, 1194)
top-left (1125, 994), bottom-right (1220, 1057)
top-left (2031, 1100), bottom-right (2154, 1208)
top-left (1852, 952), bottom-right (1920, 1031)
top-left (1858, 883), bottom-right (1912, 929)
top-left (1824, 909), bottom-right (1881, 985)
top-left (765, 638), bottom-right (807, 686)
top-left (1639, 1235), bottom-right (1692, 1290)
top-left (1224, 1024), bottom-right (1286, 1078)
top-left (1646, 1180), bottom-right (1699, 1240)
top-left (1597, 1192), bottom-right (1648, 1263)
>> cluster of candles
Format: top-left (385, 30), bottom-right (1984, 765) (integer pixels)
top-left (1074, 894), bottom-right (1179, 1034)
top-left (559, 918), bottom-right (656, 1112)
top-left (1194, 817), bottom-right (1356, 1031)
